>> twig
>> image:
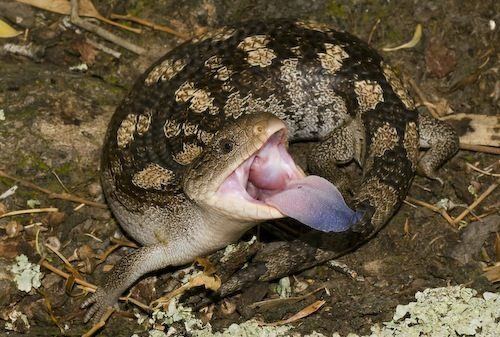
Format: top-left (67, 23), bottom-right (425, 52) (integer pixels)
top-left (405, 197), bottom-right (455, 226)
top-left (85, 38), bottom-right (121, 59)
top-left (45, 243), bottom-right (84, 281)
top-left (84, 233), bottom-right (103, 242)
top-left (476, 208), bottom-right (500, 219)
top-left (367, 18), bottom-right (381, 45)
top-left (69, 0), bottom-right (145, 55)
top-left (249, 287), bottom-right (325, 310)
top-left (110, 13), bottom-right (188, 40)
top-left (51, 170), bottom-right (70, 193)
top-left (453, 182), bottom-right (499, 224)
top-left (466, 162), bottom-right (500, 177)
top-left (74, 203), bottom-right (86, 211)
top-left (403, 199), bottom-right (418, 208)
top-left (41, 259), bottom-right (96, 289)
top-left (460, 143), bottom-right (500, 155)
top-left (0, 169), bottom-right (107, 209)
top-left (40, 260), bottom-right (151, 311)
top-left (413, 182), bottom-right (432, 192)
top-left (0, 207), bottom-right (58, 218)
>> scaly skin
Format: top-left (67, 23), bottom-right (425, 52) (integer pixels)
top-left (83, 19), bottom-right (459, 322)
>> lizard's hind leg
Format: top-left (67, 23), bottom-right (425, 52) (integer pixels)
top-left (418, 112), bottom-right (459, 181)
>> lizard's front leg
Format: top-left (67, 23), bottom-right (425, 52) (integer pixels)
top-left (82, 243), bottom-right (187, 323)
top-left (307, 123), bottom-right (357, 197)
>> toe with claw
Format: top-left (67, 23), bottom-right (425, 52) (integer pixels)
top-left (81, 288), bottom-right (118, 324)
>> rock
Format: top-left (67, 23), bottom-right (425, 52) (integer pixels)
top-left (425, 37), bottom-right (457, 78)
top-left (87, 182), bottom-right (102, 197)
top-left (447, 215), bottom-right (500, 264)
top-left (47, 211), bottom-right (66, 227)
top-left (5, 220), bottom-right (23, 238)
top-left (0, 202), bottom-right (7, 216)
top-left (0, 1), bottom-right (35, 29)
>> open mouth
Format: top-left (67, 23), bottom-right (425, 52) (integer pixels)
top-left (215, 129), bottom-right (361, 233)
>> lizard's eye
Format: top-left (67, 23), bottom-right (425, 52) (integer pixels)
top-left (219, 138), bottom-right (234, 154)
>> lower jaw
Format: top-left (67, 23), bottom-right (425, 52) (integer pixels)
top-left (208, 197), bottom-right (284, 222)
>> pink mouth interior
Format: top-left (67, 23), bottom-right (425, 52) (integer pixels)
top-left (217, 131), bottom-right (361, 232)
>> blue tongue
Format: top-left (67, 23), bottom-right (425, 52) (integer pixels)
top-left (263, 176), bottom-right (362, 232)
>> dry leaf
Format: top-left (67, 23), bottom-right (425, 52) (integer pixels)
top-left (442, 113), bottom-right (500, 147)
top-left (151, 274), bottom-right (221, 309)
top-left (195, 256), bottom-right (216, 275)
top-left (263, 300), bottom-right (326, 326)
top-left (73, 38), bottom-right (97, 65)
top-left (0, 18), bottom-right (22, 38)
top-left (484, 263), bottom-right (500, 283)
top-left (16, 0), bottom-right (141, 33)
top-left (17, 0), bottom-right (95, 17)
top-left (383, 24), bottom-right (422, 52)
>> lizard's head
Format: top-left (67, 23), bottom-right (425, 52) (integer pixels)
top-left (184, 113), bottom-right (360, 232)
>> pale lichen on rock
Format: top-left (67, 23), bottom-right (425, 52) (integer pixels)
top-left (10, 254), bottom-right (43, 293)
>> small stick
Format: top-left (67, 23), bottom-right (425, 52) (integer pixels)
top-left (84, 233), bottom-right (103, 242)
top-left (74, 203), bottom-right (86, 211)
top-left (460, 143), bottom-right (500, 156)
top-left (110, 13), bottom-right (189, 40)
top-left (85, 38), bottom-right (121, 59)
top-left (403, 199), bottom-right (418, 208)
top-left (405, 197), bottom-right (455, 226)
top-left (45, 243), bottom-right (84, 280)
top-left (0, 169), bottom-right (107, 209)
top-left (413, 182), bottom-right (432, 192)
top-left (465, 162), bottom-right (500, 177)
top-left (453, 182), bottom-right (499, 224)
top-left (69, 0), bottom-right (145, 55)
top-left (41, 260), bottom-right (96, 289)
top-left (367, 18), bottom-right (381, 44)
top-left (476, 208), bottom-right (500, 219)
top-left (0, 207), bottom-right (58, 218)
top-left (51, 170), bottom-right (70, 193)
top-left (249, 287), bottom-right (325, 310)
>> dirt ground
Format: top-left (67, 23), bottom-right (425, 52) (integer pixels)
top-left (0, 0), bottom-right (499, 336)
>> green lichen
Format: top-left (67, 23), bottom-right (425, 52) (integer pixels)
top-left (343, 286), bottom-right (500, 337)
top-left (10, 255), bottom-right (43, 293)
top-left (136, 295), bottom-right (291, 337)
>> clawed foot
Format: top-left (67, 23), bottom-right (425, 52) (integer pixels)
top-left (417, 164), bottom-right (444, 185)
top-left (81, 288), bottom-right (117, 324)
